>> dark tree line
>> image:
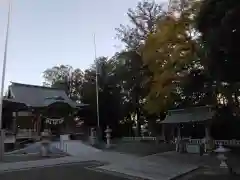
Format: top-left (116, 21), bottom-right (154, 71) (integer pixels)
top-left (43, 0), bottom-right (240, 137)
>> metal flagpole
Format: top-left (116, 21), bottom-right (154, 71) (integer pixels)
top-left (93, 34), bottom-right (100, 128)
top-left (0, 0), bottom-right (12, 161)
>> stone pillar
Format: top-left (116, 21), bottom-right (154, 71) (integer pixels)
top-left (105, 126), bottom-right (112, 149)
top-left (90, 128), bottom-right (97, 146)
top-left (40, 130), bottom-right (50, 157)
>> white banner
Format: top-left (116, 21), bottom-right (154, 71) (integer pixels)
top-left (45, 117), bottom-right (64, 125)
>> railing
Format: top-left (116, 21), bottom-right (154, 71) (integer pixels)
top-left (122, 136), bottom-right (157, 142)
top-left (4, 135), bottom-right (16, 144)
top-left (188, 138), bottom-right (240, 147)
top-left (52, 142), bottom-right (68, 152)
top-left (16, 129), bottom-right (38, 139)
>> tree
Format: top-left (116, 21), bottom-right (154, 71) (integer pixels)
top-left (115, 0), bottom-right (167, 134)
top-left (196, 0), bottom-right (240, 114)
top-left (43, 65), bottom-right (84, 101)
top-left (116, 0), bottom-right (166, 50)
top-left (80, 57), bottom-right (125, 137)
top-left (142, 0), bottom-right (203, 114)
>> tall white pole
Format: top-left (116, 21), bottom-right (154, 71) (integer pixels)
top-left (93, 34), bottom-right (100, 128)
top-left (0, 0), bottom-right (12, 160)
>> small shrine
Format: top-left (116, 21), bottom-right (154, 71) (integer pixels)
top-left (161, 106), bottom-right (215, 153)
top-left (3, 82), bottom-right (87, 137)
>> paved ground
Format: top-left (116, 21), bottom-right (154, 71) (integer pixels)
top-left (98, 151), bottom-right (198, 180)
top-left (51, 141), bottom-right (101, 156)
top-left (175, 167), bottom-right (240, 180)
top-left (2, 154), bottom-right (64, 163)
top-left (0, 163), bottom-right (128, 180)
top-left (3, 141), bottom-right (240, 180)
top-left (107, 141), bottom-right (175, 156)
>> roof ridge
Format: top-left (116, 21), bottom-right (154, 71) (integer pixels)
top-left (10, 82), bottom-right (64, 90)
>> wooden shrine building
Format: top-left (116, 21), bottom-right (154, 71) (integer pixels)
top-left (161, 106), bottom-right (215, 152)
top-left (3, 82), bottom-right (87, 139)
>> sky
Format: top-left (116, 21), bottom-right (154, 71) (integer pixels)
top-left (0, 0), bottom-right (167, 89)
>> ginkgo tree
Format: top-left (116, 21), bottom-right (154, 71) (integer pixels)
top-left (142, 0), bottom-right (202, 114)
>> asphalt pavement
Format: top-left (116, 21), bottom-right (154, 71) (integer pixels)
top-left (0, 163), bottom-right (129, 180)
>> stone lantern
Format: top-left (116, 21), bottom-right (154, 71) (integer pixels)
top-left (40, 130), bottom-right (51, 157)
top-left (214, 143), bottom-right (230, 169)
top-left (105, 126), bottom-right (112, 148)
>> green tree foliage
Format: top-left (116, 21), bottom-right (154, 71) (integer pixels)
top-left (43, 65), bottom-right (84, 101)
top-left (196, 0), bottom-right (240, 114)
top-left (115, 0), bottom-right (167, 134)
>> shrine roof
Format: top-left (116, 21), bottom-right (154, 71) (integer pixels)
top-left (8, 82), bottom-right (87, 108)
top-left (160, 106), bottom-right (215, 124)
top-left (3, 98), bottom-right (29, 111)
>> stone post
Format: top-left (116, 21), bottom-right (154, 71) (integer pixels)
top-left (90, 128), bottom-right (97, 146)
top-left (105, 126), bottom-right (112, 148)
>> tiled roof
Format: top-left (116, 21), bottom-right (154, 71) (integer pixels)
top-left (161, 106), bottom-right (214, 124)
top-left (9, 82), bottom-right (86, 108)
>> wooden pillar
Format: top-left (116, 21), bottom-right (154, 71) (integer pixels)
top-left (175, 125), bottom-right (182, 152)
top-left (0, 130), bottom-right (5, 161)
top-left (171, 125), bottom-right (175, 141)
top-left (161, 124), bottom-right (165, 141)
top-left (12, 112), bottom-right (17, 134)
top-left (177, 125), bottom-right (181, 139)
top-left (204, 123), bottom-right (213, 152)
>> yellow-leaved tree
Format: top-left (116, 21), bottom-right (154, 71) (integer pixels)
top-left (142, 0), bottom-right (201, 114)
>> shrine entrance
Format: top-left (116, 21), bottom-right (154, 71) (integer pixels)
top-left (42, 102), bottom-right (76, 135)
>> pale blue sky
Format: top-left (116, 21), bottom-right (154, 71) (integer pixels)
top-left (0, 0), bottom-right (166, 89)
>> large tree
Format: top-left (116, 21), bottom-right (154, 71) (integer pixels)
top-left (115, 0), bottom-right (167, 134)
top-left (142, 0), bottom-right (205, 114)
top-left (80, 57), bottom-right (125, 137)
top-left (196, 0), bottom-right (240, 114)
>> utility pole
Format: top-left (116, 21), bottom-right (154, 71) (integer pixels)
top-left (0, 0), bottom-right (12, 161)
top-left (93, 34), bottom-right (100, 128)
